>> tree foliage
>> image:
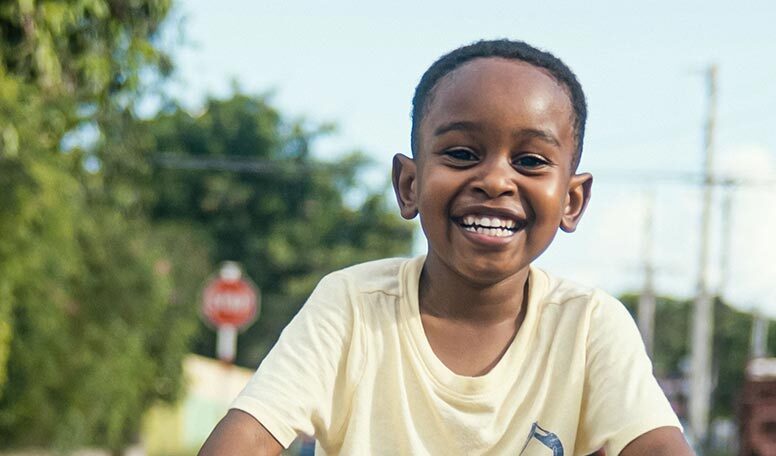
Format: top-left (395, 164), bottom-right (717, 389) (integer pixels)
top-left (0, 0), bottom-right (199, 451)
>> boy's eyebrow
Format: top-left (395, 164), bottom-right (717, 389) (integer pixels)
top-left (434, 121), bottom-right (561, 147)
top-left (433, 121), bottom-right (482, 136)
top-left (516, 129), bottom-right (561, 147)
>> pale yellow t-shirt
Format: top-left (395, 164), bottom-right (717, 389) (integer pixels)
top-left (232, 256), bottom-right (681, 455)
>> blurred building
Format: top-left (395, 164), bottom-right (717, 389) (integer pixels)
top-left (739, 358), bottom-right (776, 456)
top-left (142, 355), bottom-right (253, 455)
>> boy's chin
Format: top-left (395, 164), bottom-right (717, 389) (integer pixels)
top-left (430, 251), bottom-right (531, 288)
top-left (458, 263), bottom-right (530, 288)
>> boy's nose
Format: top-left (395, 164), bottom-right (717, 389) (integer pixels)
top-left (472, 159), bottom-right (517, 199)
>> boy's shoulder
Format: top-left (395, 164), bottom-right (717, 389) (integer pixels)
top-left (325, 256), bottom-right (419, 298)
top-left (532, 266), bottom-right (623, 315)
top-left (533, 267), bottom-right (642, 345)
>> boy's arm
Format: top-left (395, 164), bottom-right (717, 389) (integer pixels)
top-left (619, 426), bottom-right (694, 455)
top-left (199, 409), bottom-right (284, 456)
top-left (200, 272), bottom-right (359, 454)
top-left (578, 293), bottom-right (689, 454)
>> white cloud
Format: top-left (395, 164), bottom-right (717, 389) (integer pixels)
top-left (715, 144), bottom-right (776, 315)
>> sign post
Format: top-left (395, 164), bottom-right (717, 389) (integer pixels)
top-left (201, 262), bottom-right (259, 362)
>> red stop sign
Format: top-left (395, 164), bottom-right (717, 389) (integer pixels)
top-left (202, 264), bottom-right (259, 329)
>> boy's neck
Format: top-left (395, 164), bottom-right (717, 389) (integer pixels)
top-left (418, 254), bottom-right (530, 325)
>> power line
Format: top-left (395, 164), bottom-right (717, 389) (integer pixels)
top-left (152, 153), bottom-right (342, 175)
top-left (593, 170), bottom-right (776, 188)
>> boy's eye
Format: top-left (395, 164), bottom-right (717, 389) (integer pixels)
top-left (444, 148), bottom-right (477, 161)
top-left (513, 155), bottom-right (549, 169)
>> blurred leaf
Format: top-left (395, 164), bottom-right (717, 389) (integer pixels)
top-left (0, 0), bottom-right (191, 451)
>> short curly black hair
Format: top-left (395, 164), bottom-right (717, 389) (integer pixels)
top-left (411, 39), bottom-right (587, 170)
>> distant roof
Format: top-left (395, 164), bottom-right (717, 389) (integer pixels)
top-left (747, 358), bottom-right (776, 380)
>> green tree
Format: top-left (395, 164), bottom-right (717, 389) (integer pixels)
top-left (141, 92), bottom-right (415, 367)
top-left (0, 0), bottom-right (202, 451)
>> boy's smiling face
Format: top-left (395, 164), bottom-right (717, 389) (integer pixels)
top-left (393, 57), bottom-right (592, 286)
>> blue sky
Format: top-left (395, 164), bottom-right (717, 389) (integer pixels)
top-left (167, 0), bottom-right (776, 315)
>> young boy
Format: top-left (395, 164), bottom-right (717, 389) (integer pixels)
top-left (200, 40), bottom-right (692, 455)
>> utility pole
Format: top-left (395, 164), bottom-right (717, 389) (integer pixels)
top-left (638, 191), bottom-right (657, 358)
top-left (717, 185), bottom-right (732, 299)
top-left (689, 64), bottom-right (717, 446)
top-left (751, 313), bottom-right (769, 358)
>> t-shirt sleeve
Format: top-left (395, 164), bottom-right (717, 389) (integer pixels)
top-left (230, 272), bottom-right (363, 448)
top-left (576, 292), bottom-right (683, 455)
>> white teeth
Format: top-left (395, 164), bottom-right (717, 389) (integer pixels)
top-left (461, 215), bottom-right (517, 230)
top-left (463, 226), bottom-right (514, 238)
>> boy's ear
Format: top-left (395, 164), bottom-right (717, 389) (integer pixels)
top-left (560, 172), bottom-right (593, 233)
top-left (392, 153), bottom-right (419, 220)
